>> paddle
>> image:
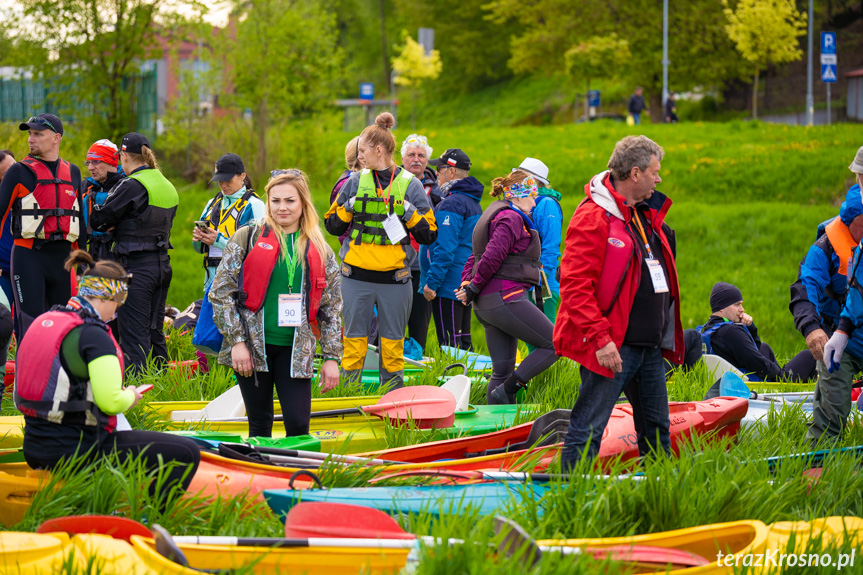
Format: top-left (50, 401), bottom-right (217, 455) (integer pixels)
top-left (440, 373), bottom-right (471, 413)
top-left (36, 515), bottom-right (153, 543)
top-left (218, 385), bottom-right (456, 429)
top-left (285, 503), bottom-right (708, 568)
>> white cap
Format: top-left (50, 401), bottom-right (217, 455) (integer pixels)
top-left (513, 157), bottom-right (550, 186)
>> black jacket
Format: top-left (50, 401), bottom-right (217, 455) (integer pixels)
top-left (700, 315), bottom-right (781, 380)
top-left (628, 94), bottom-right (646, 114)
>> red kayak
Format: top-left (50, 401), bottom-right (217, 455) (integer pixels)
top-left (362, 397), bottom-right (749, 470)
top-left (3, 359), bottom-right (197, 387)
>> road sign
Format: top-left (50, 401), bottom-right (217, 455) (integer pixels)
top-left (359, 83), bottom-right (374, 100)
top-left (588, 90), bottom-right (600, 107)
top-left (821, 54), bottom-right (837, 65)
top-left (820, 32), bottom-right (836, 55)
top-left (821, 64), bottom-right (837, 83)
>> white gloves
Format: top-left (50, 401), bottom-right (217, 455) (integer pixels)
top-left (824, 330), bottom-right (849, 373)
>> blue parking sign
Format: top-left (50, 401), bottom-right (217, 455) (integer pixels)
top-left (821, 32), bottom-right (836, 55)
top-left (359, 83), bottom-right (374, 100)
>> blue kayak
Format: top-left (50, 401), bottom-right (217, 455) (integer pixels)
top-left (264, 483), bottom-right (548, 519)
top-left (440, 346), bottom-right (495, 371)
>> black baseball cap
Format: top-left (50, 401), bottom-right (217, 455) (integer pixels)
top-left (429, 148), bottom-right (471, 171)
top-left (19, 113), bottom-right (63, 136)
top-left (210, 153), bottom-right (246, 183)
top-left (120, 132), bottom-right (150, 154)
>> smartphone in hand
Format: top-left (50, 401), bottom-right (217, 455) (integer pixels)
top-left (136, 384), bottom-right (154, 394)
top-left (195, 220), bottom-right (209, 230)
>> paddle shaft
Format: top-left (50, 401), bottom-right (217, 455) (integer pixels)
top-left (254, 446), bottom-right (399, 466)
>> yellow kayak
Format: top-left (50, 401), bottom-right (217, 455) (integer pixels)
top-left (0, 532), bottom-right (409, 574)
top-left (0, 463), bottom-right (45, 528)
top-left (147, 395), bottom-right (382, 420)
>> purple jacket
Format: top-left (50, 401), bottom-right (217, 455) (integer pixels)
top-left (462, 208), bottom-right (533, 297)
top-left (330, 170), bottom-right (352, 246)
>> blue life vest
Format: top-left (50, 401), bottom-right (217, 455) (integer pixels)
top-left (697, 320), bottom-right (762, 382)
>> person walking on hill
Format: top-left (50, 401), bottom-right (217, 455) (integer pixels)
top-left (81, 140), bottom-right (124, 262)
top-left (808, 147), bottom-right (863, 446)
top-left (0, 113), bottom-right (85, 337)
top-left (90, 133), bottom-right (178, 374)
top-left (790, 185), bottom-right (863, 362)
top-left (556, 135), bottom-right (683, 469)
top-left (423, 148), bottom-right (482, 351)
top-left (628, 88), bottom-right (646, 125)
top-left (325, 112), bottom-right (437, 389)
top-left (513, 157), bottom-right (563, 324)
top-left (664, 93), bottom-right (679, 124)
top-left (15, 250), bottom-right (200, 499)
top-left (457, 170), bottom-right (558, 404)
top-left (193, 153), bottom-right (264, 289)
top-left (700, 282), bottom-right (816, 392)
top-left (210, 170), bottom-right (342, 438)
top-left (401, 134), bottom-right (440, 353)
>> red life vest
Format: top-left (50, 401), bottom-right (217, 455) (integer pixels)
top-left (240, 225), bottom-right (327, 337)
top-left (14, 309), bottom-right (124, 433)
top-left (16, 157), bottom-right (82, 242)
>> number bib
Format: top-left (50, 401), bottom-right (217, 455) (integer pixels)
top-left (645, 259), bottom-right (669, 293)
top-left (278, 293), bottom-right (302, 327)
top-left (382, 213), bottom-right (407, 243)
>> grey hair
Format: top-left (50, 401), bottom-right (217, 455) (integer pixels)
top-left (607, 136), bottom-right (664, 181)
top-left (400, 134), bottom-right (433, 160)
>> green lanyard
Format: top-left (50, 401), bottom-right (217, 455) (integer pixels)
top-left (284, 232), bottom-right (299, 293)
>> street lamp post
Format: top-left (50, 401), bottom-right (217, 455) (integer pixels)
top-left (806, 0), bottom-right (814, 126)
top-left (662, 0), bottom-right (669, 115)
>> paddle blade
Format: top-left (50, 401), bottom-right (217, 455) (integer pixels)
top-left (37, 515), bottom-right (153, 543)
top-left (441, 375), bottom-right (471, 413)
top-left (284, 502), bottom-right (416, 540)
top-left (719, 371), bottom-right (751, 399)
top-left (366, 385), bottom-right (456, 429)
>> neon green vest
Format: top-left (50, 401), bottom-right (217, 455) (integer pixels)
top-left (349, 168), bottom-right (412, 245)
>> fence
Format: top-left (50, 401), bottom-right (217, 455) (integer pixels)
top-left (0, 68), bottom-right (158, 137)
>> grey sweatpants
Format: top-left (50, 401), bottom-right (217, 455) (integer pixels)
top-left (473, 288), bottom-right (558, 401)
top-left (341, 276), bottom-right (412, 389)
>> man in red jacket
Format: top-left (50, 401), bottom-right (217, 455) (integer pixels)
top-left (555, 135), bottom-right (684, 470)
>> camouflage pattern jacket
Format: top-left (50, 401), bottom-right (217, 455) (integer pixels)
top-left (209, 223), bottom-right (343, 377)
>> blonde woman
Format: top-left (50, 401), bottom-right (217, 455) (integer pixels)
top-left (210, 170), bottom-right (343, 438)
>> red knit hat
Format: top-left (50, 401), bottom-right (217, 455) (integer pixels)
top-left (86, 139), bottom-right (119, 167)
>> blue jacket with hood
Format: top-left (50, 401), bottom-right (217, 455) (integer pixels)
top-left (419, 176), bottom-right (484, 300)
top-left (532, 189), bottom-right (563, 293)
top-left (790, 184), bottom-right (862, 337)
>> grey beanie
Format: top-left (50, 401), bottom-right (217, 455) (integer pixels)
top-left (710, 282), bottom-right (743, 313)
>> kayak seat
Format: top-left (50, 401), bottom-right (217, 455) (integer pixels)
top-left (470, 409), bottom-right (572, 457)
top-left (217, 443), bottom-right (319, 469)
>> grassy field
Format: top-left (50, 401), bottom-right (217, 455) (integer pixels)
top-left (165, 121), bottom-right (860, 358)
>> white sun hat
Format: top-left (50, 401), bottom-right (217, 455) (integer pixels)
top-left (513, 157), bottom-right (550, 186)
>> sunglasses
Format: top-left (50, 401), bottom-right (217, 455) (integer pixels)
top-left (270, 169), bottom-right (303, 178)
top-left (436, 165), bottom-right (451, 173)
top-left (27, 116), bottom-right (58, 133)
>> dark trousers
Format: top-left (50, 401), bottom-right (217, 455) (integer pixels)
top-left (25, 429), bottom-right (201, 497)
top-left (235, 344), bottom-right (312, 438)
top-left (561, 345), bottom-right (670, 470)
top-left (432, 296), bottom-right (473, 351)
top-left (10, 242), bottom-right (73, 337)
top-left (408, 270), bottom-right (431, 351)
top-left (472, 289), bottom-right (558, 402)
top-left (118, 253), bottom-right (171, 374)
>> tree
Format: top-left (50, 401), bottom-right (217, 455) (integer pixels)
top-left (723, 0), bottom-right (807, 119)
top-left (565, 34), bottom-right (631, 120)
top-left (220, 0), bottom-right (343, 178)
top-left (10, 0), bottom-right (205, 140)
top-left (391, 34), bottom-right (442, 128)
top-left (487, 0), bottom-right (746, 122)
